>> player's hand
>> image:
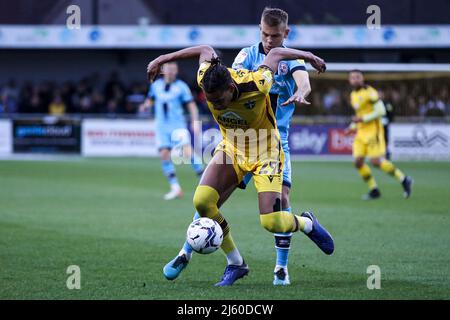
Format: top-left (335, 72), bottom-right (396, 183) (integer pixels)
top-left (352, 116), bottom-right (363, 123)
top-left (281, 94), bottom-right (311, 106)
top-left (309, 55), bottom-right (326, 74)
top-left (147, 58), bottom-right (163, 83)
top-left (344, 127), bottom-right (357, 135)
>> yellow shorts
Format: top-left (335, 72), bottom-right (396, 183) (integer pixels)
top-left (214, 140), bottom-right (284, 193)
top-left (353, 131), bottom-right (386, 158)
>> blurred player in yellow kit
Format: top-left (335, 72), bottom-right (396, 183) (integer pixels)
top-left (347, 70), bottom-right (413, 200)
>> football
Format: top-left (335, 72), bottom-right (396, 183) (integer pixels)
top-left (186, 218), bottom-right (223, 254)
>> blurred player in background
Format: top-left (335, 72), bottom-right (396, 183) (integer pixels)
top-left (148, 44), bottom-right (333, 286)
top-left (346, 70), bottom-right (413, 200)
top-left (141, 62), bottom-right (204, 200)
top-left (231, 7), bottom-right (312, 285)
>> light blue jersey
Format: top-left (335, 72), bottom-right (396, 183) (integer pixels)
top-left (232, 42), bottom-right (306, 141)
top-left (148, 78), bottom-right (194, 149)
top-left (233, 42), bottom-right (307, 188)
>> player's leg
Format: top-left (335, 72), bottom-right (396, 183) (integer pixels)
top-left (163, 181), bottom-right (237, 281)
top-left (273, 144), bottom-right (293, 285)
top-left (164, 141), bottom-right (243, 281)
top-left (159, 146), bottom-right (184, 200)
top-left (193, 150), bottom-right (249, 286)
top-left (257, 188), bottom-right (334, 255)
top-left (253, 164), bottom-right (334, 256)
top-left (353, 136), bottom-right (380, 200)
top-left (183, 144), bottom-right (204, 177)
top-left (370, 157), bottom-right (413, 198)
top-left (368, 132), bottom-right (413, 198)
top-left (176, 127), bottom-right (204, 177)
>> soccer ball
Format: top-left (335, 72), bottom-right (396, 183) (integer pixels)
top-left (186, 218), bottom-right (223, 254)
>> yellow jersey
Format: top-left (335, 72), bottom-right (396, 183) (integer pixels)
top-left (350, 85), bottom-right (383, 136)
top-left (197, 62), bottom-right (280, 157)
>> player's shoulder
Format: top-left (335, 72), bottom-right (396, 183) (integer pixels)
top-left (229, 67), bottom-right (252, 84)
top-left (241, 43), bottom-right (260, 55)
top-left (175, 79), bottom-right (188, 87)
top-left (151, 78), bottom-right (163, 90)
top-left (233, 43), bottom-right (259, 68)
top-left (233, 66), bottom-right (273, 96)
top-left (153, 78), bottom-right (163, 85)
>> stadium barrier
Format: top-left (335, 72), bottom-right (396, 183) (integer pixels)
top-left (0, 119), bottom-right (12, 156)
top-left (1, 116), bottom-right (450, 160)
top-left (12, 117), bottom-right (81, 154)
top-left (82, 119), bottom-right (157, 157)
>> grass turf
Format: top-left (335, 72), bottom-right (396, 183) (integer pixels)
top-left (0, 158), bottom-right (449, 299)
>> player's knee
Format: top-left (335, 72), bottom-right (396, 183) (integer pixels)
top-left (354, 158), bottom-right (364, 168)
top-left (370, 158), bottom-right (381, 167)
top-left (193, 185), bottom-right (220, 217)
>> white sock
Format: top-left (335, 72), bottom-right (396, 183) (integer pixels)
top-left (178, 249), bottom-right (192, 261)
top-left (299, 217), bottom-right (313, 234)
top-left (274, 265), bottom-right (288, 273)
top-left (226, 249), bottom-right (243, 266)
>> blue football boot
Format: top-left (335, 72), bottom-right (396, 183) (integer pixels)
top-left (301, 211), bottom-right (334, 255)
top-left (163, 254), bottom-right (189, 280)
top-left (215, 262), bottom-right (249, 286)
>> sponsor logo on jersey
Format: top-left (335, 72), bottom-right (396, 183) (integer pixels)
top-left (234, 51), bottom-right (248, 64)
top-left (217, 111), bottom-right (248, 128)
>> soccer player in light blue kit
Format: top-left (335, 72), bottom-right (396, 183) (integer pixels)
top-left (163, 8), bottom-right (321, 285)
top-left (142, 62), bottom-right (204, 200)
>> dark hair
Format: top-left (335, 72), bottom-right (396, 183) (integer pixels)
top-left (201, 55), bottom-right (232, 93)
top-left (261, 7), bottom-right (288, 27)
top-left (349, 69), bottom-right (363, 75)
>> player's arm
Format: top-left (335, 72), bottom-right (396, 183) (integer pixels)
top-left (139, 97), bottom-right (154, 113)
top-left (262, 47), bottom-right (326, 75)
top-left (139, 84), bottom-right (155, 113)
top-left (147, 45), bottom-right (217, 82)
top-left (344, 122), bottom-right (357, 135)
top-left (281, 70), bottom-right (312, 106)
top-left (186, 101), bottom-right (200, 135)
top-left (352, 100), bottom-right (386, 123)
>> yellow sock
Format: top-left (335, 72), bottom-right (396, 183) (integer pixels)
top-left (260, 211), bottom-right (297, 233)
top-left (357, 164), bottom-right (378, 190)
top-left (380, 160), bottom-right (405, 182)
top-left (193, 185), bottom-right (238, 255)
top-left (210, 211), bottom-right (236, 254)
top-left (259, 210), bottom-right (315, 233)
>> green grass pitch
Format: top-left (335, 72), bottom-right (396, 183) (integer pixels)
top-left (1, 158), bottom-right (449, 299)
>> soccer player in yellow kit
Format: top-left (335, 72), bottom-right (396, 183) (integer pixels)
top-left (347, 70), bottom-right (413, 200)
top-left (147, 45), bottom-right (333, 286)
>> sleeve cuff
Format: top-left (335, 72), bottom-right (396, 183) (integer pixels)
top-left (291, 66), bottom-right (307, 74)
